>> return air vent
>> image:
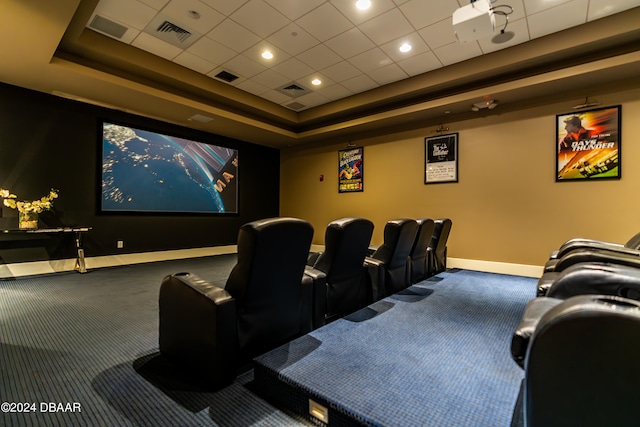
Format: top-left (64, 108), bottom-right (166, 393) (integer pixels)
top-left (143, 15), bottom-right (202, 49)
top-left (214, 70), bottom-right (239, 83)
top-left (88, 15), bottom-right (128, 39)
top-left (276, 82), bottom-right (310, 98)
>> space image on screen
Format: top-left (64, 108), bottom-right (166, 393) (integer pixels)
top-left (101, 122), bottom-right (238, 214)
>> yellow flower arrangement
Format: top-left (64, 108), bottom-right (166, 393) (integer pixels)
top-left (0, 188), bottom-right (59, 214)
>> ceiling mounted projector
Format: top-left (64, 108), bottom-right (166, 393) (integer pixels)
top-left (453, 0), bottom-right (495, 43)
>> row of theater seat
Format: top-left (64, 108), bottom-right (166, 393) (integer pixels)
top-left (510, 232), bottom-right (640, 427)
top-left (157, 216), bottom-right (452, 389)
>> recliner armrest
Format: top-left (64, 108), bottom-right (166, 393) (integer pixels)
top-left (554, 240), bottom-right (633, 260)
top-left (304, 266), bottom-right (327, 330)
top-left (364, 257), bottom-right (386, 302)
top-left (159, 272), bottom-right (237, 389)
top-left (511, 297), bottom-right (563, 369)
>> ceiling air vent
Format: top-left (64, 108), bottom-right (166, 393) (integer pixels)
top-left (88, 15), bottom-right (128, 39)
top-left (214, 71), bottom-right (239, 83)
top-left (276, 82), bottom-right (310, 98)
top-left (143, 15), bottom-right (201, 49)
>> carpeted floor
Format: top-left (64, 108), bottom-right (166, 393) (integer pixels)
top-left (254, 269), bottom-right (537, 427)
top-left (0, 257), bottom-right (536, 426)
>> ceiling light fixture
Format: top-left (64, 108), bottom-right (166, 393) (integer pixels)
top-left (356, 0), bottom-right (371, 11)
top-left (262, 51), bottom-right (273, 59)
top-left (311, 78), bottom-right (322, 86)
top-left (399, 43), bottom-right (412, 53)
top-left (471, 99), bottom-right (498, 111)
top-left (187, 10), bottom-right (200, 20)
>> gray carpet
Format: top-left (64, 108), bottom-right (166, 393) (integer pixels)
top-left (0, 255), bottom-right (311, 427)
top-left (254, 269), bottom-right (537, 426)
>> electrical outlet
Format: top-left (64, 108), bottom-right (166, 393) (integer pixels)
top-left (117, 240), bottom-right (124, 249)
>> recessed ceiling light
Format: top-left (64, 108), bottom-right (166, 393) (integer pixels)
top-left (187, 10), bottom-right (200, 19)
top-left (262, 51), bottom-right (273, 59)
top-left (399, 43), bottom-right (412, 53)
top-left (356, 0), bottom-right (371, 10)
top-left (311, 78), bottom-right (322, 86)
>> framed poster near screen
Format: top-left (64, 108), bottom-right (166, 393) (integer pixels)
top-left (100, 121), bottom-right (238, 214)
top-left (556, 106), bottom-right (621, 181)
top-left (338, 147), bottom-right (364, 193)
top-left (425, 133), bottom-right (458, 184)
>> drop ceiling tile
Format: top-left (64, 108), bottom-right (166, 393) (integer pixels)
top-left (418, 18), bottom-right (457, 50)
top-left (341, 74), bottom-right (378, 93)
top-left (94, 0), bottom-right (157, 30)
top-left (367, 63), bottom-right (408, 85)
top-left (399, 0), bottom-right (459, 29)
top-left (294, 91), bottom-right (331, 108)
top-left (297, 44), bottom-right (343, 70)
top-left (187, 36), bottom-right (237, 64)
top-left (316, 83), bottom-right (353, 101)
top-left (272, 57), bottom-right (315, 81)
top-left (139, 0), bottom-right (170, 11)
top-left (218, 54), bottom-right (266, 78)
top-left (320, 60), bottom-right (362, 82)
top-left (397, 50), bottom-right (442, 76)
top-left (260, 89), bottom-right (293, 104)
top-left (161, 0), bottom-right (224, 34)
top-left (325, 27), bottom-right (375, 59)
top-left (587, 0), bottom-right (640, 20)
top-left (523, 0), bottom-right (572, 15)
top-left (264, 0), bottom-right (325, 20)
top-left (132, 32), bottom-right (183, 59)
top-left (380, 31), bottom-right (430, 62)
top-left (295, 2), bottom-right (353, 42)
top-left (527, 0), bottom-right (588, 39)
top-left (173, 50), bottom-right (216, 74)
top-left (331, 0), bottom-right (396, 25)
top-left (267, 23), bottom-right (319, 56)
top-left (348, 47), bottom-right (393, 73)
top-left (236, 78), bottom-right (270, 96)
top-left (433, 40), bottom-right (483, 66)
top-left (251, 69), bottom-right (291, 89)
top-left (206, 19), bottom-right (261, 53)
top-left (230, 0), bottom-right (290, 38)
top-left (199, 0), bottom-right (248, 16)
top-left (358, 8), bottom-right (413, 45)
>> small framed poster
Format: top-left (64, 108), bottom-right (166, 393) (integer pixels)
top-left (338, 147), bottom-right (364, 193)
top-left (425, 133), bottom-right (458, 184)
top-left (556, 106), bottom-right (621, 181)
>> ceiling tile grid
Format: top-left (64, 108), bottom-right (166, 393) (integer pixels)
top-left (87, 0), bottom-right (640, 111)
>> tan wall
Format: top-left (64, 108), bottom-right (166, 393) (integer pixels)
top-left (280, 87), bottom-right (640, 268)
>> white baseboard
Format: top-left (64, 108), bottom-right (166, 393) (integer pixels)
top-left (446, 257), bottom-right (543, 278)
top-left (0, 249), bottom-right (543, 280)
top-left (0, 246), bottom-right (237, 279)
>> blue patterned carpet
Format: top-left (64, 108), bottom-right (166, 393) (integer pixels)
top-left (254, 269), bottom-right (537, 426)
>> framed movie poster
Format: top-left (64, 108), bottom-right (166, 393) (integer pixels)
top-left (556, 106), bottom-right (621, 181)
top-left (338, 147), bottom-right (363, 193)
top-left (425, 133), bottom-right (458, 184)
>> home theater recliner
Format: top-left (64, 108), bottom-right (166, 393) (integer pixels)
top-left (158, 217), bottom-right (320, 389)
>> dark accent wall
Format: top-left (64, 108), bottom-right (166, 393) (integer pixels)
top-left (0, 82), bottom-right (280, 262)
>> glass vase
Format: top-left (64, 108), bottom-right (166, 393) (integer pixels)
top-left (19, 211), bottom-right (39, 230)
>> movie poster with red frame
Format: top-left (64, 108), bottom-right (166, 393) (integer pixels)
top-left (556, 106), bottom-right (621, 181)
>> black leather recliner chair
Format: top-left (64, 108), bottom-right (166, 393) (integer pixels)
top-left (158, 217), bottom-right (319, 389)
top-left (365, 218), bottom-right (418, 300)
top-left (512, 294), bottom-right (640, 427)
top-left (428, 218), bottom-right (452, 275)
top-left (409, 218), bottom-right (435, 283)
top-left (548, 231), bottom-right (640, 260)
top-left (305, 217), bottom-right (374, 326)
top-left (513, 262), bottom-right (640, 368)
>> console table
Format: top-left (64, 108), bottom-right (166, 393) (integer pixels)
top-left (0, 227), bottom-right (91, 273)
